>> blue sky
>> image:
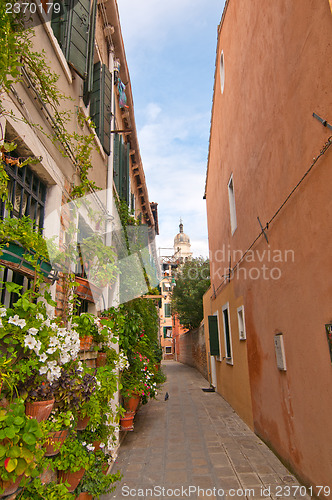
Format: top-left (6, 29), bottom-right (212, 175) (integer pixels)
top-left (117, 1), bottom-right (224, 257)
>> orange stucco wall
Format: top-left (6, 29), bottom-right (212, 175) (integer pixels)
top-left (203, 283), bottom-right (254, 429)
top-left (206, 0), bottom-right (332, 492)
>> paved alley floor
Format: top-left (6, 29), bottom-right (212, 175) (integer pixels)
top-left (105, 361), bottom-right (310, 500)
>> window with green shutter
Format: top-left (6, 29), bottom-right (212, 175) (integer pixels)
top-left (113, 134), bottom-right (130, 203)
top-left (208, 315), bottom-right (220, 356)
top-left (164, 303), bottom-right (171, 318)
top-left (90, 63), bottom-right (113, 155)
top-left (51, 0), bottom-right (92, 79)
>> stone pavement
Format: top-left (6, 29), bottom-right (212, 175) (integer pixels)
top-left (104, 361), bottom-right (310, 500)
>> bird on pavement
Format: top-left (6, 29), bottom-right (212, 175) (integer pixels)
top-left (164, 392), bottom-right (169, 401)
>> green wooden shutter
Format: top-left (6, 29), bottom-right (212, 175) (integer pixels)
top-left (122, 142), bottom-right (130, 204)
top-left (113, 134), bottom-right (120, 194)
top-left (65, 0), bottom-right (90, 78)
top-left (83, 0), bottom-right (97, 104)
top-left (102, 65), bottom-right (112, 155)
top-left (163, 327), bottom-right (167, 339)
top-left (90, 63), bottom-right (112, 154)
top-left (208, 315), bottom-right (220, 356)
top-left (51, 0), bottom-right (69, 49)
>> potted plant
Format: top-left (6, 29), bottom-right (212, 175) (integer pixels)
top-left (0, 216), bottom-right (53, 280)
top-left (0, 400), bottom-right (44, 497)
top-left (17, 477), bottom-right (72, 499)
top-left (71, 313), bottom-right (98, 351)
top-left (51, 438), bottom-right (95, 492)
top-left (52, 363), bottom-right (96, 430)
top-left (41, 410), bottom-right (74, 456)
top-left (74, 451), bottom-right (122, 500)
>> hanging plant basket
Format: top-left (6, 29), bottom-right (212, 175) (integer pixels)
top-left (76, 415), bottom-right (91, 431)
top-left (76, 493), bottom-right (93, 500)
top-left (123, 393), bottom-right (140, 413)
top-left (0, 474), bottom-right (24, 498)
top-left (96, 352), bottom-right (107, 367)
top-left (120, 411), bottom-right (135, 431)
top-left (58, 468), bottom-right (85, 493)
top-left (43, 429), bottom-right (68, 457)
top-left (80, 336), bottom-right (93, 351)
top-left (75, 276), bottom-right (102, 303)
top-left (0, 241), bottom-right (52, 279)
top-left (25, 398), bottom-right (54, 422)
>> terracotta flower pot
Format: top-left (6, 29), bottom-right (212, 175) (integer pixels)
top-left (96, 352), bottom-right (107, 367)
top-left (123, 393), bottom-right (140, 413)
top-left (0, 474), bottom-right (24, 497)
top-left (80, 336), bottom-right (93, 351)
top-left (76, 492), bottom-right (93, 500)
top-left (25, 398), bottom-right (54, 422)
top-left (58, 468), bottom-right (85, 492)
top-left (76, 415), bottom-right (91, 430)
top-left (43, 429), bottom-right (68, 456)
top-left (93, 440), bottom-right (101, 451)
top-left (120, 411), bottom-right (135, 431)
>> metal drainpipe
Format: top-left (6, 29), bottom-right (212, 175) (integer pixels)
top-left (104, 49), bottom-right (115, 311)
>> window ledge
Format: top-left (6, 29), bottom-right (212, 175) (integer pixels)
top-left (41, 19), bottom-right (72, 84)
top-left (79, 100), bottom-right (106, 161)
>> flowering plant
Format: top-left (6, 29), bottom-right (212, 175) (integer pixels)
top-left (0, 289), bottom-right (80, 401)
top-left (75, 450), bottom-right (122, 499)
top-left (50, 437), bottom-right (95, 473)
top-left (71, 313), bottom-right (98, 340)
top-left (41, 410), bottom-right (74, 433)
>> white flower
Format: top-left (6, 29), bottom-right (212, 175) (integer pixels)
top-left (0, 308), bottom-right (6, 317)
top-left (77, 361), bottom-right (83, 371)
top-left (82, 441), bottom-right (87, 446)
top-left (99, 442), bottom-right (105, 448)
top-left (8, 315), bottom-right (26, 329)
top-left (39, 366), bottom-right (48, 375)
top-left (24, 334), bottom-right (37, 350)
top-left (28, 327), bottom-right (39, 335)
top-left (59, 352), bottom-right (71, 365)
top-left (49, 336), bottom-right (59, 348)
top-left (39, 353), bottom-right (48, 362)
top-left (46, 347), bottom-right (56, 355)
top-left (33, 340), bottom-right (42, 354)
top-left (0, 319), bottom-right (2, 328)
top-left (36, 313), bottom-right (44, 320)
top-left (86, 444), bottom-right (95, 452)
top-left (51, 323), bottom-right (58, 331)
top-left (42, 318), bottom-right (51, 328)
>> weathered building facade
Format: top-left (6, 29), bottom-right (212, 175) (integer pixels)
top-left (204, 0), bottom-right (332, 492)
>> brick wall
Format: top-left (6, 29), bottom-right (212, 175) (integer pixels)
top-left (177, 324), bottom-right (208, 381)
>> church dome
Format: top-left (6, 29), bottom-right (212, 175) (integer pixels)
top-left (174, 222), bottom-right (190, 245)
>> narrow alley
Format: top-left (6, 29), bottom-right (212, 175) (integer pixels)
top-left (106, 362), bottom-right (309, 500)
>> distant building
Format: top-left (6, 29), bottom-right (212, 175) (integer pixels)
top-left (159, 222), bottom-right (191, 358)
top-left (204, 0), bottom-right (332, 493)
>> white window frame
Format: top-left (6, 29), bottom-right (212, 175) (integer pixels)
top-left (237, 305), bottom-right (246, 340)
top-left (222, 302), bottom-right (233, 364)
top-left (165, 346), bottom-right (172, 354)
top-left (228, 174), bottom-right (237, 235)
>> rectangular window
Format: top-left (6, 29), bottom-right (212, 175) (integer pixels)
top-left (0, 159), bottom-right (46, 230)
top-left (163, 326), bottom-right (172, 338)
top-left (208, 315), bottom-right (220, 356)
top-left (164, 303), bottom-right (171, 318)
top-left (165, 346), bottom-right (172, 354)
top-left (0, 150), bottom-right (47, 307)
top-left (222, 303), bottom-right (233, 362)
top-left (113, 134), bottom-right (130, 202)
top-left (228, 174), bottom-right (237, 234)
top-left (237, 306), bottom-right (246, 340)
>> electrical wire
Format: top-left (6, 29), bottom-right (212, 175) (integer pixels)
top-left (212, 135), bottom-right (332, 298)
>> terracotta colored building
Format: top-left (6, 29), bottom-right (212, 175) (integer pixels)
top-left (204, 0), bottom-right (332, 493)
